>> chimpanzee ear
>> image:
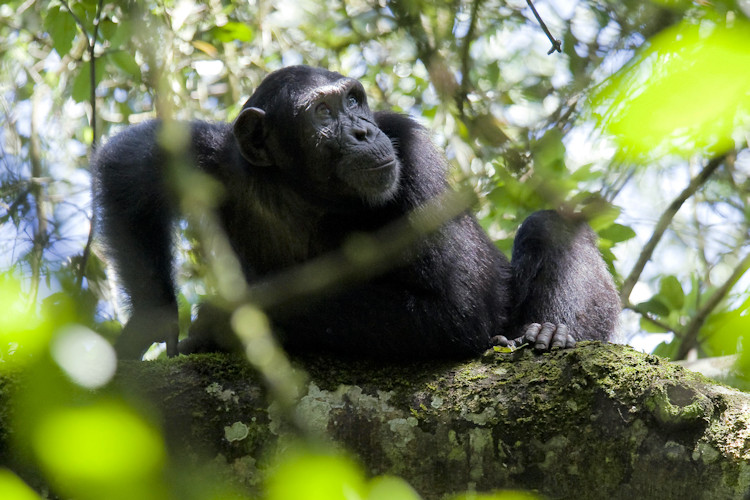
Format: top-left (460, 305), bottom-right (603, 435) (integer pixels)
top-left (233, 107), bottom-right (273, 167)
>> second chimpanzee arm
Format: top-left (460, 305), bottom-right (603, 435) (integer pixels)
top-left (503, 210), bottom-right (620, 350)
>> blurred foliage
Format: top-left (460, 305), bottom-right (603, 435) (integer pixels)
top-left (2, 0), bottom-right (750, 497)
top-left (589, 15), bottom-right (750, 160)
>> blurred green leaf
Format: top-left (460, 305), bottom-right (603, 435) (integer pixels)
top-left (72, 61), bottom-right (104, 103)
top-left (653, 339), bottom-right (680, 358)
top-left (109, 51), bottom-right (141, 79)
top-left (367, 476), bottom-right (422, 500)
top-left (0, 274), bottom-right (54, 369)
top-left (598, 223), bottom-right (636, 243)
top-left (266, 450), bottom-right (367, 500)
top-left (532, 128), bottom-right (565, 173)
top-left (32, 401), bottom-right (167, 500)
top-left (591, 17), bottom-right (750, 159)
top-left (44, 6), bottom-right (77, 56)
top-left (659, 275), bottom-right (685, 310)
top-left (637, 297), bottom-right (671, 317)
top-left (210, 22), bottom-right (254, 43)
top-left (640, 316), bottom-right (669, 334)
top-left (0, 469), bottom-right (41, 500)
top-left (702, 294), bottom-right (750, 356)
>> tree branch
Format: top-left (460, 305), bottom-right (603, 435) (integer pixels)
top-left (526, 0), bottom-right (562, 54)
top-left (620, 154), bottom-right (727, 304)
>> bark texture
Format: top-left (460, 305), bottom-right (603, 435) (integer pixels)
top-left (108, 342), bottom-right (750, 499)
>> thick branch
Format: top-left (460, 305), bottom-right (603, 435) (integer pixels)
top-left (100, 344), bottom-right (750, 498)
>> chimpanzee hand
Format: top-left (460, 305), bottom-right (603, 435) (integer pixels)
top-left (491, 322), bottom-right (576, 351)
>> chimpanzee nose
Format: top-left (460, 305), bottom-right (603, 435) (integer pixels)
top-left (352, 124), bottom-right (369, 142)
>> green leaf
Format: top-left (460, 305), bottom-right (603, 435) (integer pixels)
top-left (532, 128), bottom-right (565, 173)
top-left (639, 316), bottom-right (669, 333)
top-left (109, 52), bottom-right (141, 79)
top-left (108, 19), bottom-right (133, 49)
top-left (637, 297), bottom-right (670, 317)
top-left (210, 22), bottom-right (254, 43)
top-left (367, 476), bottom-right (422, 500)
top-left (45, 5), bottom-right (77, 56)
top-left (590, 17), bottom-right (750, 160)
top-left (652, 339), bottom-right (680, 359)
top-left (266, 451), bottom-right (366, 500)
top-left (98, 18), bottom-right (117, 43)
top-left (32, 401), bottom-right (166, 499)
top-left (71, 61), bottom-right (104, 103)
top-left (583, 204), bottom-right (621, 233)
top-left (659, 275), bottom-right (685, 310)
top-left (0, 469), bottom-right (41, 500)
top-left (598, 223), bottom-right (636, 243)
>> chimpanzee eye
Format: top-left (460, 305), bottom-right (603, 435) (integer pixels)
top-left (315, 102), bottom-right (332, 117)
top-left (347, 94), bottom-right (359, 109)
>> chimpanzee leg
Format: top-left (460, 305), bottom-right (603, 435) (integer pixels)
top-left (94, 128), bottom-right (179, 359)
top-left (496, 210), bottom-right (620, 350)
top-left (99, 198), bottom-right (179, 358)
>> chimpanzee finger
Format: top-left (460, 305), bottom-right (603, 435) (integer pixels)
top-left (533, 322), bottom-right (556, 350)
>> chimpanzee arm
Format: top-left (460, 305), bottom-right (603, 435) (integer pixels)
top-left (93, 120), bottom-right (234, 358)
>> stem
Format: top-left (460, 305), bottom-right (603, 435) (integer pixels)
top-left (526, 0), bottom-right (562, 54)
top-left (29, 92), bottom-right (47, 304)
top-left (620, 154), bottom-right (726, 305)
top-left (75, 0), bottom-right (105, 290)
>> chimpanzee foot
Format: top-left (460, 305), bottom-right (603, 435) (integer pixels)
top-left (115, 307), bottom-right (179, 359)
top-left (491, 322), bottom-right (576, 351)
top-left (523, 322), bottom-right (575, 350)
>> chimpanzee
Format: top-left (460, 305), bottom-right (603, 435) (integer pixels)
top-left (92, 65), bottom-right (619, 360)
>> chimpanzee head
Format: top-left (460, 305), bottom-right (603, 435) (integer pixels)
top-left (233, 66), bottom-right (401, 207)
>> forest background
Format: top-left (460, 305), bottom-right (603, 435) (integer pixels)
top-left (1, 0), bottom-right (750, 498)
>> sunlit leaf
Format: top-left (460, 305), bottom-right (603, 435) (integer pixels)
top-left (367, 475), bottom-right (422, 500)
top-left (210, 22), bottom-right (255, 43)
top-left (266, 450), bottom-right (367, 500)
top-left (590, 17), bottom-right (750, 160)
top-left (0, 469), bottom-right (41, 500)
top-left (32, 401), bottom-right (167, 500)
top-left (703, 294), bottom-right (750, 356)
top-left (0, 275), bottom-right (54, 369)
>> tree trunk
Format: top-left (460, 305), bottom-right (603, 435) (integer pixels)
top-left (110, 342), bottom-right (750, 499)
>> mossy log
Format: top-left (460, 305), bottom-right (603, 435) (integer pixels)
top-left (108, 342), bottom-right (750, 499)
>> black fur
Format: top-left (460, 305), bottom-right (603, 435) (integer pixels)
top-left (92, 65), bottom-right (619, 359)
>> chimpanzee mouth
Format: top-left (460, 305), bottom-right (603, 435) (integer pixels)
top-left (357, 158), bottom-right (398, 172)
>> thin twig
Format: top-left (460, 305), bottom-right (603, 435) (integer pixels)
top-left (66, 0), bottom-right (105, 290)
top-left (526, 0), bottom-right (562, 55)
top-left (457, 0), bottom-right (483, 115)
top-left (620, 154), bottom-right (727, 305)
